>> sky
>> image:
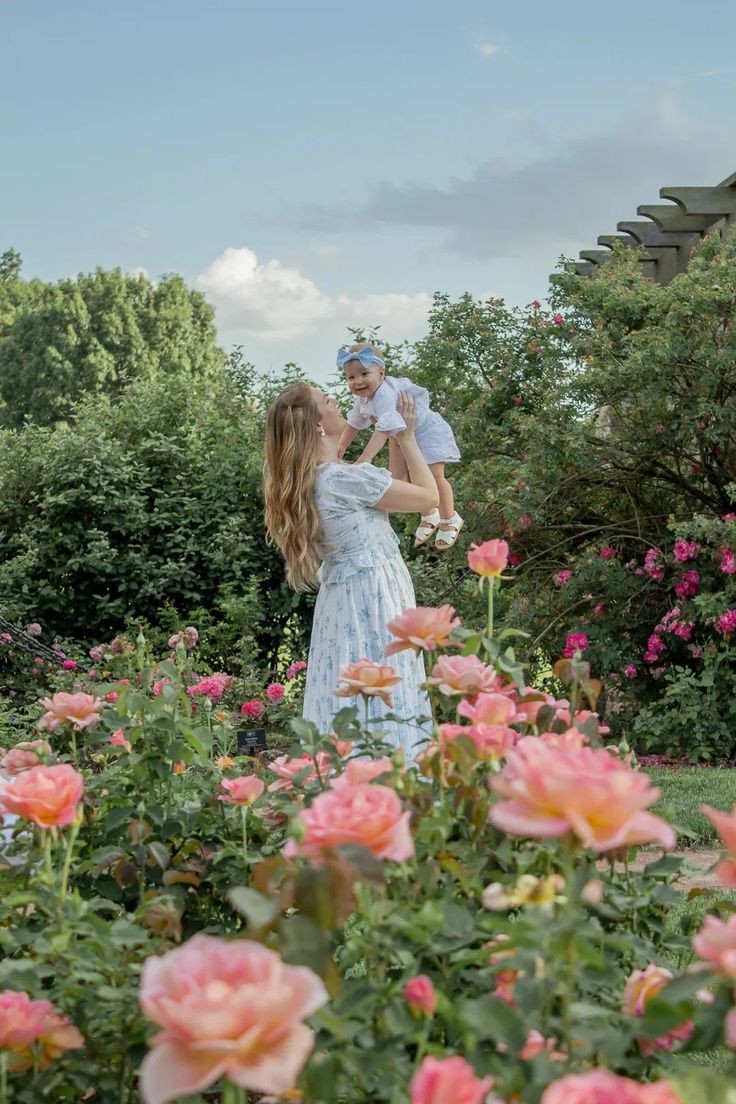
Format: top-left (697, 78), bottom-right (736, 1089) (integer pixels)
top-left (2, 0), bottom-right (735, 382)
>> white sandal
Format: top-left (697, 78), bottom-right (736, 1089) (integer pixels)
top-left (414, 509), bottom-right (441, 546)
top-left (435, 513), bottom-right (464, 550)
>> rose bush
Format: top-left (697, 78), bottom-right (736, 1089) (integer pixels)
top-left (0, 564), bottom-right (733, 1102)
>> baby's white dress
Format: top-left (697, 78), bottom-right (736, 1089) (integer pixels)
top-left (302, 462), bottom-right (432, 762)
top-left (347, 376), bottom-right (460, 465)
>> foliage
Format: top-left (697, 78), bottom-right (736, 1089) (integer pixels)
top-left (0, 581), bottom-right (733, 1102)
top-left (0, 258), bottom-right (226, 428)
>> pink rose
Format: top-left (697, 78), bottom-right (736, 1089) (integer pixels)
top-left (0, 991), bottom-right (54, 1048)
top-left (404, 975), bottom-right (437, 1016)
top-left (186, 674), bottom-right (233, 705)
top-left (490, 738), bottom-right (676, 853)
top-left (458, 692), bottom-right (517, 726)
top-left (563, 631), bottom-right (588, 658)
top-left (286, 660), bottom-right (307, 679)
top-left (37, 691), bottom-right (104, 732)
top-left (61, 659), bottom-right (78, 671)
top-left (109, 731), bottom-right (132, 753)
top-left (334, 660), bottom-right (401, 707)
top-left (554, 568), bottom-right (573, 587)
top-left (106, 692), bottom-right (119, 703)
top-left (266, 682), bottom-right (286, 703)
top-left (240, 700), bottom-right (266, 720)
top-left (0, 764), bottom-right (84, 829)
top-left (426, 655), bottom-right (500, 699)
top-left (541, 1069), bottom-right (644, 1104)
top-left (701, 804), bottom-right (736, 886)
top-left (467, 539), bottom-right (509, 577)
top-left (1, 740), bottom-right (52, 776)
top-left (622, 964), bottom-right (693, 1055)
top-left (331, 758), bottom-right (394, 787)
top-left (285, 783), bottom-right (414, 863)
top-left (138, 934), bottom-right (327, 1103)
top-left (268, 753), bottom-right (333, 794)
top-left (693, 913), bottom-right (736, 979)
top-left (218, 776), bottom-right (265, 806)
top-left (385, 606), bottom-right (461, 656)
top-left (409, 1056), bottom-right (493, 1104)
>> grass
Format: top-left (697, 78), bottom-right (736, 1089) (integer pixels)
top-left (647, 766), bottom-right (736, 848)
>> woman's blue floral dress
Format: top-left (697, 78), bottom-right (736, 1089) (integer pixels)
top-left (302, 462), bottom-right (431, 762)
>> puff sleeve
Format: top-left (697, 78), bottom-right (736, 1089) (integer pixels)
top-left (327, 463), bottom-right (393, 510)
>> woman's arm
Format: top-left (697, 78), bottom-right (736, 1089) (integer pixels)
top-left (356, 430), bottom-right (389, 464)
top-left (374, 393), bottom-right (439, 515)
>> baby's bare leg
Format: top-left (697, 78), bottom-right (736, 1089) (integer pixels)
top-left (389, 437), bottom-right (408, 482)
top-left (430, 463), bottom-right (455, 525)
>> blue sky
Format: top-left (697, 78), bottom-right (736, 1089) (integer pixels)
top-left (2, 0), bottom-right (735, 381)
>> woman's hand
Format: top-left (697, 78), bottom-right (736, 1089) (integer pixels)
top-left (395, 391), bottom-right (417, 439)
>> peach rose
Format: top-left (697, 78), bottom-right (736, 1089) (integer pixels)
top-left (0, 991), bottom-right (54, 1049)
top-left (218, 776), bottom-right (265, 806)
top-left (331, 758), bottom-right (394, 788)
top-left (404, 975), bottom-right (437, 1016)
top-left (9, 1007), bottom-right (84, 1072)
top-left (37, 691), bottom-right (104, 731)
top-left (539, 726), bottom-right (589, 751)
top-left (541, 1070), bottom-right (644, 1104)
top-left (409, 1055), bottom-right (493, 1104)
top-left (109, 731), bottom-right (132, 752)
top-left (467, 538), bottom-right (509, 577)
top-left (0, 740), bottom-right (52, 776)
top-left (517, 689), bottom-right (556, 725)
top-left (0, 764), bottom-right (83, 828)
top-left (138, 934), bottom-right (327, 1103)
top-left (701, 804), bottom-right (736, 886)
top-left (216, 755), bottom-right (235, 769)
top-left (458, 692), bottom-right (518, 726)
top-left (267, 752), bottom-right (333, 794)
top-left (490, 738), bottom-right (676, 853)
top-left (385, 605), bottom-right (461, 656)
top-left (334, 659), bottom-right (402, 707)
top-left (426, 655), bottom-right (499, 699)
top-left (467, 724), bottom-right (517, 762)
top-left (694, 914), bottom-right (736, 979)
top-left (622, 964), bottom-right (693, 1055)
top-left (284, 783), bottom-right (414, 863)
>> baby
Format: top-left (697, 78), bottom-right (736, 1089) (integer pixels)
top-left (336, 342), bottom-right (463, 549)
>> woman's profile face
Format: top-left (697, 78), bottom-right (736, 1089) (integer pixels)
top-left (311, 387), bottom-right (346, 434)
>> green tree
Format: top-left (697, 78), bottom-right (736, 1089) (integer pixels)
top-left (0, 262), bottom-right (226, 428)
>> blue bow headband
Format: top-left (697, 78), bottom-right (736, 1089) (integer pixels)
top-left (336, 347), bottom-right (385, 371)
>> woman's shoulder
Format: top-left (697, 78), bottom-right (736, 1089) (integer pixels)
top-left (316, 462), bottom-right (392, 508)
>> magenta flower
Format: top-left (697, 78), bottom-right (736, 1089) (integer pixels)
top-left (643, 633), bottom-right (666, 663)
top-left (551, 314), bottom-right (564, 325)
top-left (598, 546), bottom-right (619, 559)
top-left (240, 700), bottom-right (266, 720)
top-left (716, 609), bottom-right (736, 636)
top-left (643, 547), bottom-right (665, 581)
top-left (266, 682), bottom-right (286, 703)
top-left (623, 664), bottom-right (637, 679)
top-left (285, 660), bottom-right (307, 680)
top-left (563, 632), bottom-right (588, 658)
top-left (720, 548), bottom-right (736, 575)
top-left (674, 570), bottom-right (700, 599)
top-left (673, 540), bottom-right (700, 562)
top-left (554, 569), bottom-right (573, 587)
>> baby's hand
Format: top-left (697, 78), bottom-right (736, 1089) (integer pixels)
top-left (337, 444), bottom-right (346, 460)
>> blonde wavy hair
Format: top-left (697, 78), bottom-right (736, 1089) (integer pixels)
top-left (263, 383), bottom-right (323, 591)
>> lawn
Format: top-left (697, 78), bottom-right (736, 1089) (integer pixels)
top-left (648, 766), bottom-right (736, 847)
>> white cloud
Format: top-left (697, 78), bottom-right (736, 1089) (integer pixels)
top-left (127, 265), bottom-right (149, 278)
top-left (475, 38), bottom-right (500, 58)
top-left (196, 246), bottom-right (431, 343)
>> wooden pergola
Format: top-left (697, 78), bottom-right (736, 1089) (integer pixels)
top-left (558, 170), bottom-right (736, 285)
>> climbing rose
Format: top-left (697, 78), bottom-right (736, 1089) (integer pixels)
top-left (218, 776), bottom-right (265, 806)
top-left (644, 547), bottom-right (665, 581)
top-left (693, 914), bottom-right (736, 979)
top-left (674, 569), bottom-right (700, 599)
top-left (284, 783), bottom-right (414, 863)
top-left (404, 975), bottom-right (437, 1016)
top-left (467, 539), bottom-right (509, 577)
top-left (1, 740), bottom-right (52, 776)
top-left (673, 540), bottom-right (699, 561)
top-left (334, 660), bottom-right (401, 707)
top-left (563, 632), bottom-right (588, 658)
top-left (623, 664), bottom-right (637, 679)
top-left (598, 546), bottom-right (619, 559)
top-left (622, 964), bottom-right (693, 1055)
top-left (409, 1055), bottom-right (493, 1104)
top-left (138, 934), bottom-right (327, 1104)
top-left (37, 691), bottom-right (103, 731)
top-left (720, 548), bottom-right (736, 574)
top-left (266, 682), bottom-right (285, 703)
top-left (0, 764), bottom-right (84, 829)
top-left (61, 659), bottom-right (78, 671)
top-left (716, 609), bottom-right (736, 636)
top-left (551, 313), bottom-right (564, 325)
top-left (554, 568), bottom-right (573, 586)
top-left (490, 738), bottom-right (676, 853)
top-left (285, 660), bottom-right (307, 679)
top-left (426, 655), bottom-right (499, 699)
top-left (385, 606), bottom-right (461, 656)
top-left (701, 804), bottom-right (736, 886)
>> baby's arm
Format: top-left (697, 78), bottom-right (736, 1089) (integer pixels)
top-left (356, 430), bottom-right (389, 465)
top-left (337, 425), bottom-right (359, 460)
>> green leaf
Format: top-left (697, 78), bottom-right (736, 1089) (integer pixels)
top-left (460, 994), bottom-right (526, 1052)
top-left (639, 995), bottom-right (693, 1038)
top-left (228, 886), bottom-right (279, 930)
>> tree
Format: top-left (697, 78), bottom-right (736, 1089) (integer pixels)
top-left (0, 262), bottom-right (226, 428)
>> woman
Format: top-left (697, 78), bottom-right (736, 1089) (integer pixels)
top-left (264, 382), bottom-right (438, 761)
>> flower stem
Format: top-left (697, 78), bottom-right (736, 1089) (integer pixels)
top-left (222, 1080), bottom-right (246, 1104)
top-left (69, 724), bottom-right (77, 765)
top-left (240, 806), bottom-right (249, 869)
top-left (58, 819), bottom-right (80, 905)
top-left (487, 576), bottom-right (495, 640)
top-left (0, 1049), bottom-right (7, 1104)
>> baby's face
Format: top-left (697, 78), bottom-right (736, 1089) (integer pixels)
top-left (344, 360), bottom-right (385, 399)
